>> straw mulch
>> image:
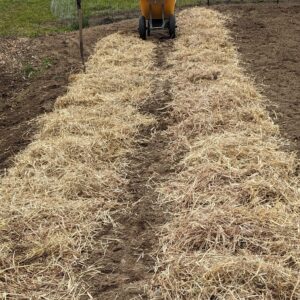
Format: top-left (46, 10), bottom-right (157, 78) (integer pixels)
top-left (1, 7), bottom-right (299, 300)
top-left (0, 33), bottom-right (155, 298)
top-left (150, 8), bottom-right (300, 299)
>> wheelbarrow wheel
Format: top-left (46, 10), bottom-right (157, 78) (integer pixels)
top-left (139, 16), bottom-right (147, 40)
top-left (169, 14), bottom-right (176, 39)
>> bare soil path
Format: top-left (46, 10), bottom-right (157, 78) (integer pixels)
top-left (82, 34), bottom-right (175, 299)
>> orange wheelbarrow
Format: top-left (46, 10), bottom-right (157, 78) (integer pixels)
top-left (139, 0), bottom-right (176, 39)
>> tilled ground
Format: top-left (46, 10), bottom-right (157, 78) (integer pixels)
top-left (216, 1), bottom-right (300, 155)
top-left (0, 20), bottom-right (133, 172)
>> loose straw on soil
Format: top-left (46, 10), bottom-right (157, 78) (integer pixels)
top-left (0, 33), bottom-right (155, 298)
top-left (150, 8), bottom-right (300, 299)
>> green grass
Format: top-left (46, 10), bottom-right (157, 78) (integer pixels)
top-left (85, 0), bottom-right (138, 12)
top-left (0, 0), bottom-right (63, 37)
top-left (0, 0), bottom-right (207, 37)
top-left (21, 57), bottom-right (55, 78)
top-left (0, 0), bottom-right (135, 36)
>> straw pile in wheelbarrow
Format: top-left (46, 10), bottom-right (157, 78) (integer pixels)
top-left (149, 8), bottom-right (300, 299)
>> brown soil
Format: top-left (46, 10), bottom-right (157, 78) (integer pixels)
top-left (0, 20), bottom-right (133, 173)
top-left (215, 1), bottom-right (300, 155)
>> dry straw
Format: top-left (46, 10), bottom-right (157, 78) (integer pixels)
top-left (1, 7), bottom-right (299, 300)
top-left (0, 33), bottom-right (155, 298)
top-left (150, 8), bottom-right (300, 299)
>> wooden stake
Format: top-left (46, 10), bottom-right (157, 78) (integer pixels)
top-left (76, 0), bottom-right (85, 72)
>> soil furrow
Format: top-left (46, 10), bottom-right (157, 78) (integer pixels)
top-left (85, 37), bottom-right (175, 300)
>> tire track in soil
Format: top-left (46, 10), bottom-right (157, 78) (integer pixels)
top-left (85, 36), bottom-right (175, 300)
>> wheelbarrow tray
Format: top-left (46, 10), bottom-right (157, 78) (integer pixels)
top-left (140, 0), bottom-right (176, 20)
top-left (139, 0), bottom-right (176, 39)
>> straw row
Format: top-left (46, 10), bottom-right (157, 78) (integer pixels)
top-left (0, 33), bottom-right (155, 298)
top-left (150, 8), bottom-right (300, 299)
